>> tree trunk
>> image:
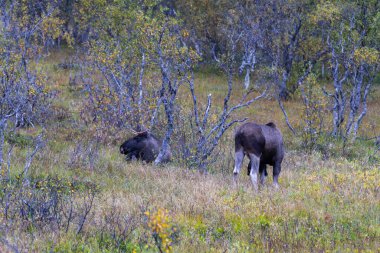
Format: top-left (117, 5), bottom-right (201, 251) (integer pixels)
top-left (351, 82), bottom-right (372, 140)
top-left (0, 120), bottom-right (5, 175)
top-left (346, 66), bottom-right (363, 137)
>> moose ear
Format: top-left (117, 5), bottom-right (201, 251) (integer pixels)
top-left (137, 131), bottom-right (148, 138)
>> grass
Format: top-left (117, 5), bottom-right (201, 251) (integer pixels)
top-left (0, 49), bottom-right (379, 252)
top-left (16, 154), bottom-right (379, 252)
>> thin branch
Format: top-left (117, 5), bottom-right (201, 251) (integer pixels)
top-left (278, 98), bottom-right (296, 135)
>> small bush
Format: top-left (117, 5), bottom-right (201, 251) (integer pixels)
top-left (0, 175), bottom-right (98, 236)
top-left (5, 132), bottom-right (33, 148)
top-left (145, 207), bottom-right (179, 253)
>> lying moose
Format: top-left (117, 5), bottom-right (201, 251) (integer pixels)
top-left (233, 122), bottom-right (284, 190)
top-left (120, 131), bottom-right (172, 163)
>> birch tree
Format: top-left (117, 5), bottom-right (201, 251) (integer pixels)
top-left (0, 0), bottom-right (63, 179)
top-left (80, 0), bottom-right (199, 164)
top-left (312, 1), bottom-right (379, 140)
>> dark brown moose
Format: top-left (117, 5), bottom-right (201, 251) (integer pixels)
top-left (120, 131), bottom-right (172, 163)
top-left (233, 122), bottom-right (284, 190)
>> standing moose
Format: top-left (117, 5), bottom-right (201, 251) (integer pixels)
top-left (233, 122), bottom-right (284, 190)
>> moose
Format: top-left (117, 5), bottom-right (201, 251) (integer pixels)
top-left (120, 131), bottom-right (172, 163)
top-left (233, 122), bottom-right (284, 190)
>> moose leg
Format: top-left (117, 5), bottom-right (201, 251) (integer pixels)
top-left (248, 153), bottom-right (260, 191)
top-left (233, 149), bottom-right (244, 185)
top-left (259, 162), bottom-right (267, 185)
top-left (273, 162), bottom-right (281, 188)
top-left (125, 150), bottom-right (138, 161)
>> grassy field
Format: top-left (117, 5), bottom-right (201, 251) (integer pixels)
top-left (1, 50), bottom-right (379, 252)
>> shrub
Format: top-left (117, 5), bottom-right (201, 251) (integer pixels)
top-left (145, 207), bottom-right (179, 253)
